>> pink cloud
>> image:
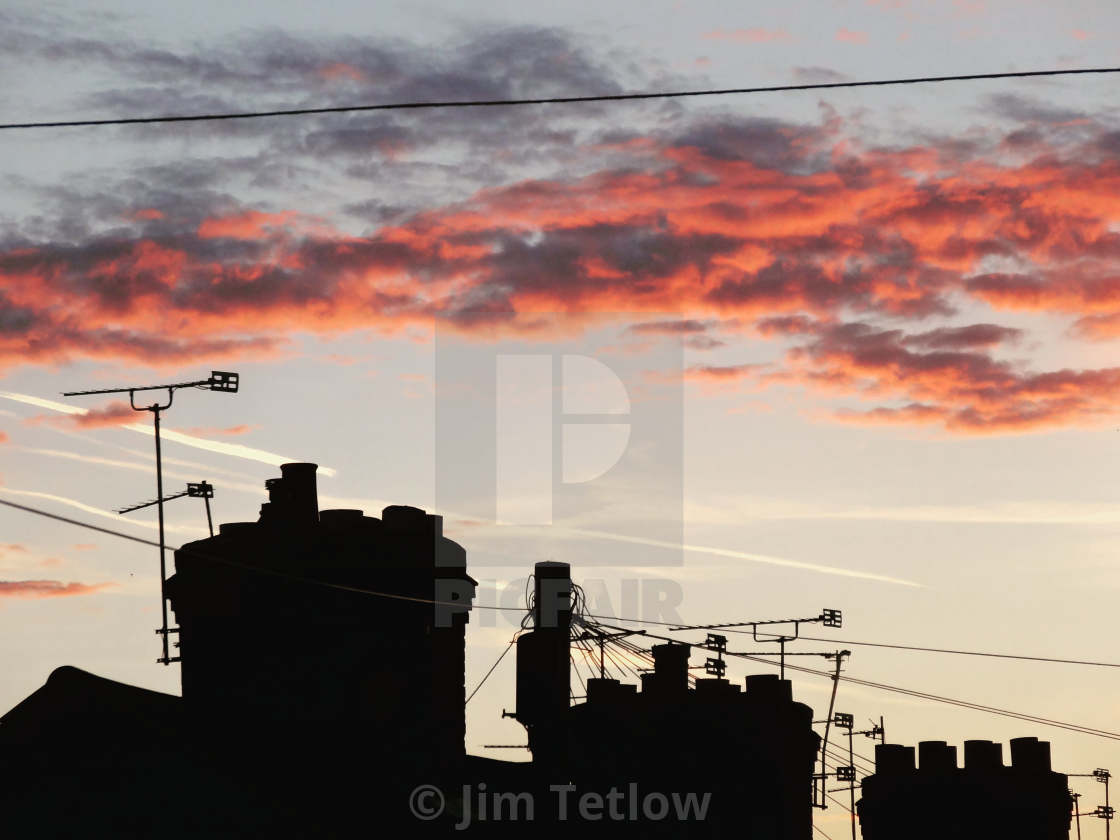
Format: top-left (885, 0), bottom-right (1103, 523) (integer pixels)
top-left (0, 580), bottom-right (114, 598)
top-left (5, 110), bottom-right (1120, 435)
top-left (198, 210), bottom-right (298, 240)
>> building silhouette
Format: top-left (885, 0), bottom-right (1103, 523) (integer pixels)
top-left (0, 465), bottom-right (1089, 837)
top-left (857, 738), bottom-right (1072, 839)
top-left (512, 560), bottom-right (821, 837)
top-left (167, 462), bottom-right (476, 774)
top-left (0, 464), bottom-right (478, 837)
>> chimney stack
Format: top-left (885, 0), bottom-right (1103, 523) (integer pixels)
top-left (259, 463), bottom-right (319, 527)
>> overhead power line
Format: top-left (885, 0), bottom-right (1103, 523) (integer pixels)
top-left (6, 493), bottom-right (1120, 742)
top-left (795, 634), bottom-right (1120, 670)
top-left (733, 651), bottom-right (1120, 743)
top-left (465, 633), bottom-right (519, 705)
top-left (5, 495), bottom-right (1119, 668)
top-left (592, 613), bottom-right (1120, 669)
top-left (594, 620), bottom-right (1120, 743)
top-left (0, 67), bottom-right (1118, 131)
top-left (0, 496), bottom-right (526, 613)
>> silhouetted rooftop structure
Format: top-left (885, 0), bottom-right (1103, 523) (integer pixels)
top-left (0, 471), bottom-right (1092, 838)
top-left (512, 561), bottom-right (821, 838)
top-left (857, 737), bottom-right (1072, 839)
top-left (167, 463), bottom-right (476, 771)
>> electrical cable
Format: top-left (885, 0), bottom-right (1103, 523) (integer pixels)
top-left (793, 634), bottom-right (1120, 669)
top-left (823, 746), bottom-right (873, 777)
top-left (593, 611), bottom-right (1120, 668)
top-left (592, 620), bottom-right (1120, 742)
top-left (741, 652), bottom-right (1120, 742)
top-left (5, 494), bottom-right (1117, 740)
top-left (570, 653), bottom-right (587, 697)
top-left (3, 67), bottom-right (1118, 131)
top-left (466, 633), bottom-right (519, 705)
top-left (0, 496), bottom-right (527, 613)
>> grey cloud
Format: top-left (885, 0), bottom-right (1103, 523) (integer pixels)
top-left (791, 66), bottom-right (849, 83)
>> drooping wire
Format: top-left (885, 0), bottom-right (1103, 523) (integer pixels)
top-left (5, 495), bottom-right (1118, 740)
top-left (823, 746), bottom-right (874, 777)
top-left (749, 631), bottom-right (1120, 670)
top-left (592, 619), bottom-right (1120, 742)
top-left (466, 631), bottom-right (522, 706)
top-left (0, 496), bottom-right (529, 613)
top-left (570, 653), bottom-right (587, 698)
top-left (591, 611), bottom-right (1120, 669)
top-left (735, 651), bottom-right (1120, 742)
top-left (3, 67), bottom-right (1119, 131)
top-left (7, 495), bottom-right (1117, 671)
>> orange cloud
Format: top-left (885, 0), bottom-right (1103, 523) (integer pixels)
top-left (686, 363), bottom-right (765, 382)
top-left (0, 580), bottom-right (114, 598)
top-left (3, 110), bottom-right (1120, 434)
top-left (765, 320), bottom-right (1120, 433)
top-left (198, 210), bottom-right (298, 240)
top-left (24, 401), bottom-right (138, 430)
top-left (59, 400), bottom-right (135, 429)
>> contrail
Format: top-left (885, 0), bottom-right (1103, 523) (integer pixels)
top-left (556, 526), bottom-right (922, 587)
top-left (108, 442), bottom-right (265, 483)
top-left (16, 447), bottom-right (266, 496)
top-left (0, 392), bottom-right (85, 415)
top-left (0, 488), bottom-right (200, 535)
top-left (319, 495), bottom-right (921, 587)
top-left (0, 391), bottom-right (335, 476)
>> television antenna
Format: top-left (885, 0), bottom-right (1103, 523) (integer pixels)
top-left (117, 481), bottom-right (216, 537)
top-left (63, 371), bottom-right (239, 664)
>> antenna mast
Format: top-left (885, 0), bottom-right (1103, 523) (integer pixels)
top-left (63, 371), bottom-right (239, 664)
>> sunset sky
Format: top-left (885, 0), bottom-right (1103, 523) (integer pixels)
top-left (2, 1), bottom-right (1119, 834)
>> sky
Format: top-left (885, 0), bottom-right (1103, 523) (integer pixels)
top-left (1, 0), bottom-right (1119, 834)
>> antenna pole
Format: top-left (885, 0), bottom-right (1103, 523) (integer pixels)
top-left (153, 404), bottom-right (172, 664)
top-left (848, 726), bottom-right (857, 840)
top-left (62, 370), bottom-right (237, 666)
top-left (202, 484), bottom-right (214, 538)
top-left (818, 651), bottom-right (848, 809)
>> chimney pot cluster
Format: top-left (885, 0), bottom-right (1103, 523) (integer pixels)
top-left (258, 463), bottom-right (319, 527)
top-left (872, 738), bottom-right (1055, 775)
